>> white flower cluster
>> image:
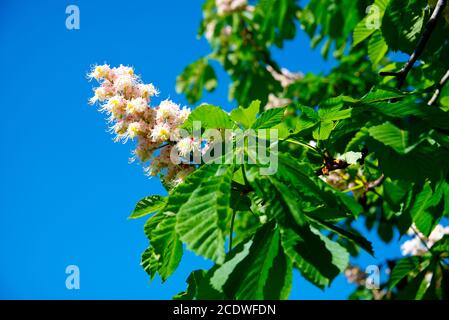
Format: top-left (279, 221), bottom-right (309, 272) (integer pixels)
top-left (265, 66), bottom-right (302, 110)
top-left (216, 0), bottom-right (248, 15)
top-left (401, 224), bottom-right (449, 256)
top-left (205, 21), bottom-right (232, 42)
top-left (266, 65), bottom-right (303, 89)
top-left (265, 93), bottom-right (291, 110)
top-left (88, 64), bottom-right (196, 186)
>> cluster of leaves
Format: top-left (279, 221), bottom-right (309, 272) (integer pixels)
top-left (129, 0), bottom-right (449, 299)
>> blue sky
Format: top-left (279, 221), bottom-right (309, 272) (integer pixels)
top-left (0, 0), bottom-right (411, 299)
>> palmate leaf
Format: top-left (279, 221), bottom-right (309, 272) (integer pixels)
top-left (245, 157), bottom-right (324, 223)
top-left (410, 181), bottom-right (446, 236)
top-left (318, 106), bottom-right (352, 122)
top-left (267, 176), bottom-right (307, 226)
top-left (129, 195), bottom-right (167, 219)
top-left (252, 107), bottom-right (286, 129)
top-left (176, 164), bottom-right (234, 264)
top-left (395, 267), bottom-right (432, 300)
top-left (368, 138), bottom-right (449, 185)
top-left (223, 223), bottom-right (292, 300)
top-left (352, 0), bottom-right (389, 47)
top-left (368, 30), bottom-right (388, 65)
top-left (381, 0), bottom-right (426, 54)
top-left (367, 98), bottom-right (449, 131)
top-left (255, 0), bottom-right (298, 46)
top-left (230, 100), bottom-right (260, 129)
top-left (172, 270), bottom-right (206, 300)
top-left (181, 104), bottom-right (235, 132)
top-left (307, 215), bottom-right (374, 255)
top-left (389, 256), bottom-right (428, 290)
top-left (143, 163), bottom-right (232, 281)
top-left (345, 127), bottom-right (370, 151)
top-left (141, 246), bottom-right (161, 281)
top-left (280, 223), bottom-right (349, 289)
top-left (176, 57), bottom-right (217, 104)
top-left (312, 121), bottom-right (334, 141)
top-left (149, 214), bottom-right (182, 282)
top-left (277, 153), bottom-right (360, 216)
top-left (359, 86), bottom-right (407, 104)
top-left (368, 122), bottom-right (410, 154)
top-left (209, 240), bottom-right (253, 296)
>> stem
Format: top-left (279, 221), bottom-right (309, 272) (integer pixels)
top-left (411, 224), bottom-right (432, 252)
top-left (379, 0), bottom-right (447, 89)
top-left (428, 69), bottom-right (449, 105)
top-left (366, 174), bottom-right (385, 191)
top-left (284, 139), bottom-right (321, 154)
top-left (154, 142), bottom-right (170, 151)
top-left (343, 182), bottom-right (365, 193)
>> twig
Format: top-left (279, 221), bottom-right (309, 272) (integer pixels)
top-left (154, 143), bottom-right (170, 150)
top-left (366, 174), bottom-right (385, 191)
top-left (285, 139), bottom-right (322, 155)
top-left (379, 0), bottom-right (447, 89)
top-left (411, 224), bottom-right (432, 252)
top-left (428, 69), bottom-right (449, 105)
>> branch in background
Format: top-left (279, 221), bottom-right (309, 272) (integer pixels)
top-left (379, 0), bottom-right (448, 89)
top-left (428, 69), bottom-right (449, 105)
top-left (366, 174), bottom-right (385, 191)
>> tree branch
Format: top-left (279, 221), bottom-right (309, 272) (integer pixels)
top-left (428, 69), bottom-right (449, 105)
top-left (366, 174), bottom-right (385, 191)
top-left (379, 0), bottom-right (447, 89)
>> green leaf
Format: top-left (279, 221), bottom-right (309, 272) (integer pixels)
top-left (182, 104), bottom-right (234, 132)
top-left (360, 87), bottom-right (407, 103)
top-left (252, 107), bottom-right (286, 129)
top-left (313, 121), bottom-right (334, 140)
top-left (389, 256), bottom-right (423, 289)
top-left (209, 239), bottom-right (253, 295)
top-left (173, 270), bottom-right (206, 300)
top-left (318, 107), bottom-right (352, 121)
top-left (176, 164), bottom-right (234, 264)
top-left (431, 235), bottom-right (449, 254)
top-left (223, 223), bottom-right (292, 299)
top-left (396, 268), bottom-right (430, 300)
top-left (381, 0), bottom-right (426, 54)
top-left (129, 195), bottom-right (167, 219)
top-left (410, 182), bottom-right (433, 221)
top-left (141, 246), bottom-right (161, 281)
top-left (335, 192), bottom-right (364, 216)
top-left (368, 30), bottom-right (388, 65)
top-left (352, 0), bottom-right (389, 47)
top-left (346, 127), bottom-right (370, 151)
top-left (280, 224), bottom-right (349, 289)
top-left (353, 18), bottom-right (376, 48)
top-left (268, 176), bottom-right (307, 226)
top-left (149, 214), bottom-right (183, 282)
top-left (307, 215), bottom-right (374, 255)
top-left (411, 181), bottom-right (445, 236)
top-left (145, 163), bottom-right (233, 281)
top-left (230, 100), bottom-right (260, 129)
top-left (264, 238), bottom-right (293, 300)
top-left (176, 58), bottom-right (217, 104)
top-left (368, 122), bottom-right (410, 154)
